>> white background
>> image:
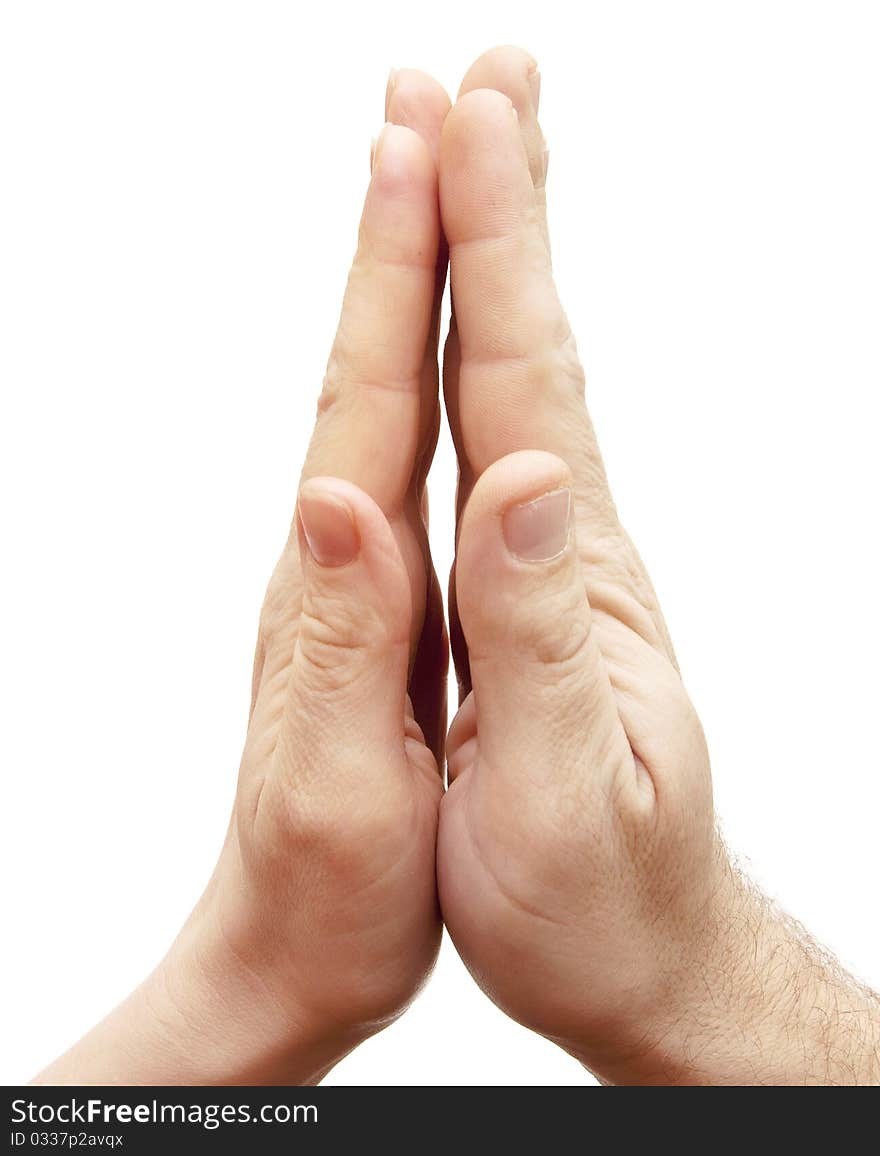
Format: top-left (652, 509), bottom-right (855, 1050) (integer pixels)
top-left (1, 2), bottom-right (878, 1086)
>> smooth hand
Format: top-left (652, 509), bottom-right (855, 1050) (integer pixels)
top-left (36, 72), bottom-right (452, 1087)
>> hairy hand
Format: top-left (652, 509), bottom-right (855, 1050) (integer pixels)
top-left (437, 47), bottom-right (880, 1086)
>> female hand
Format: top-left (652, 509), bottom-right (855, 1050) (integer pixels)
top-left (36, 69), bottom-right (451, 1087)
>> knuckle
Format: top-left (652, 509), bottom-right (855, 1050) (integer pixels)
top-left (319, 341), bottom-right (420, 414)
top-left (259, 772), bottom-right (407, 879)
top-left (583, 527), bottom-right (645, 590)
top-left (524, 290), bottom-right (584, 393)
top-left (318, 324), bottom-right (374, 414)
top-left (296, 634), bottom-right (365, 695)
top-left (579, 528), bottom-right (668, 650)
top-left (465, 581), bottom-right (594, 693)
top-left (257, 549), bottom-right (302, 653)
top-left (555, 325), bottom-right (586, 393)
top-left (317, 354), bottom-right (349, 417)
top-left (508, 582), bottom-right (593, 683)
top-left (240, 776), bottom-right (437, 1028)
top-left (300, 600), bottom-right (367, 654)
top-left (521, 602), bottom-right (591, 674)
top-left (296, 597), bottom-right (391, 692)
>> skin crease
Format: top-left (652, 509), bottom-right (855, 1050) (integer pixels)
top-left (34, 48), bottom-right (880, 1087)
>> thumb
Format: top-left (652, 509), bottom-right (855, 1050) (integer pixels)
top-left (286, 477), bottom-right (414, 780)
top-left (453, 451), bottom-right (626, 788)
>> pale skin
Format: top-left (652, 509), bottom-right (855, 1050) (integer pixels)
top-left (35, 47), bottom-right (880, 1087)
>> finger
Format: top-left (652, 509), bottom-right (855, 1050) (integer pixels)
top-left (385, 68), bottom-right (450, 492)
top-left (445, 690), bottom-right (476, 783)
top-left (457, 45), bottom-right (549, 249)
top-left (281, 477), bottom-right (427, 783)
top-left (441, 311), bottom-right (473, 513)
top-left (408, 561), bottom-right (448, 763)
top-left (304, 123), bottom-right (439, 515)
top-left (440, 88), bottom-right (617, 537)
top-left (444, 46), bottom-right (549, 494)
top-left (386, 68), bottom-right (450, 166)
top-left (384, 70), bottom-right (453, 761)
top-left (452, 451), bottom-right (631, 790)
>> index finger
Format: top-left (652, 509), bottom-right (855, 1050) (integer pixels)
top-left (303, 122), bottom-right (440, 516)
top-left (440, 87), bottom-right (618, 536)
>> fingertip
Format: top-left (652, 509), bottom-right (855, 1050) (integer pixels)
top-left (298, 475), bottom-right (392, 547)
top-left (458, 46), bottom-right (545, 189)
top-left (453, 450), bottom-right (606, 758)
top-left (455, 451), bottom-right (575, 628)
top-left (290, 477), bottom-right (414, 741)
top-left (297, 481), bottom-right (360, 568)
top-left (297, 478), bottom-right (409, 615)
top-left (308, 116), bottom-right (439, 509)
top-left (440, 89), bottom-right (531, 245)
top-left (386, 68), bottom-right (451, 163)
top-left (371, 122), bottom-right (436, 198)
top-left (460, 451), bottom-right (573, 537)
top-left (442, 86), bottom-right (519, 152)
top-left (458, 45), bottom-right (538, 104)
top-left (385, 66), bottom-right (399, 114)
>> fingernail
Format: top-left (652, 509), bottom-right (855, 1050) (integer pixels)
top-left (386, 67), bottom-right (399, 103)
top-left (528, 67), bottom-right (541, 115)
top-left (371, 122), bottom-right (406, 182)
top-left (371, 122), bottom-right (391, 169)
top-left (298, 486), bottom-right (360, 567)
top-left (503, 488), bottom-right (572, 562)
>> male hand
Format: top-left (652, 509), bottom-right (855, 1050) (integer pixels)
top-left (437, 47), bottom-right (880, 1086)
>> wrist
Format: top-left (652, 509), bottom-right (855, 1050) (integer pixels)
top-left (137, 917), bottom-right (371, 1086)
top-left (33, 913), bottom-right (365, 1087)
top-left (573, 852), bottom-right (880, 1085)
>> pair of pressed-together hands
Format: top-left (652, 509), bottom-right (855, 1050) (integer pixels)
top-left (40, 47), bottom-right (879, 1087)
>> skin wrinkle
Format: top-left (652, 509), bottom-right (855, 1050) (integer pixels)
top-left (588, 590), bottom-right (665, 653)
top-left (461, 781), bottom-right (564, 932)
top-left (320, 369), bottom-right (424, 403)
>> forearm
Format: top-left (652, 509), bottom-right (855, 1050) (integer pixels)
top-left (595, 857), bottom-right (880, 1086)
top-left (31, 928), bottom-right (352, 1087)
